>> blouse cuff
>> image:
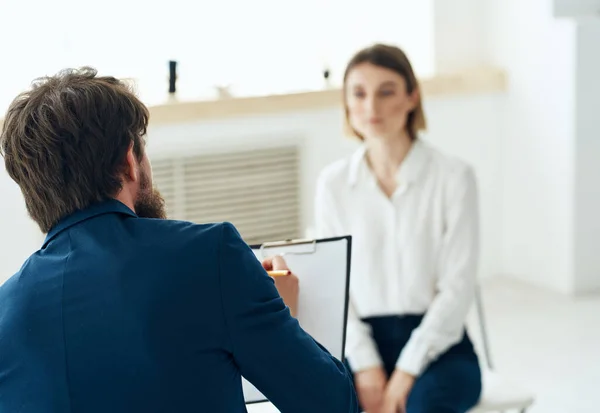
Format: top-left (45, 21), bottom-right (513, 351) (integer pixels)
top-left (396, 336), bottom-right (431, 376)
top-left (347, 344), bottom-right (383, 373)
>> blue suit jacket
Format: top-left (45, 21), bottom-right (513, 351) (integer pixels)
top-left (0, 200), bottom-right (358, 412)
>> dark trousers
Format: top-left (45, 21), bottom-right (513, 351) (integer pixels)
top-left (346, 315), bottom-right (482, 413)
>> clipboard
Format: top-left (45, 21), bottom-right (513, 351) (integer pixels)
top-left (242, 235), bottom-right (352, 405)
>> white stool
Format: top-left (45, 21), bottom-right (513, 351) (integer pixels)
top-left (466, 286), bottom-right (535, 413)
top-left (467, 368), bottom-right (534, 413)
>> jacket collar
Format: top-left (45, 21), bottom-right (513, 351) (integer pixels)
top-left (43, 199), bottom-right (137, 248)
top-left (347, 138), bottom-right (430, 187)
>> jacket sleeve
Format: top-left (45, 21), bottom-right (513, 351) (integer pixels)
top-left (217, 222), bottom-right (359, 412)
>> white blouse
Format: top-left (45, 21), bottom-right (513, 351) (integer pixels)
top-left (314, 139), bottom-right (479, 376)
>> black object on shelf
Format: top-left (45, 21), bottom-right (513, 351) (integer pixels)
top-left (168, 60), bottom-right (177, 94)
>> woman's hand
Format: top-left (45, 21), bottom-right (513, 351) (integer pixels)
top-left (381, 369), bottom-right (415, 413)
top-left (354, 366), bottom-right (388, 413)
top-left (262, 255), bottom-right (299, 317)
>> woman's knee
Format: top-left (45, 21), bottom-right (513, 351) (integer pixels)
top-left (406, 357), bottom-right (482, 413)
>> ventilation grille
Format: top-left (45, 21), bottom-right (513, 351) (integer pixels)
top-left (152, 145), bottom-right (302, 245)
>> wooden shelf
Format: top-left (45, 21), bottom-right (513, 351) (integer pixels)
top-left (147, 67), bottom-right (507, 125)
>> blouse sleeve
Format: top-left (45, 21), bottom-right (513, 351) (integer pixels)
top-left (396, 165), bottom-right (480, 376)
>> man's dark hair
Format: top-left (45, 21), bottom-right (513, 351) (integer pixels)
top-left (0, 67), bottom-right (149, 233)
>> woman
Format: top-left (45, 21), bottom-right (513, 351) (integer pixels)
top-left (314, 44), bottom-right (482, 413)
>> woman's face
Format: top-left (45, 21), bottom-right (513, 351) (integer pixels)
top-left (345, 62), bottom-right (418, 142)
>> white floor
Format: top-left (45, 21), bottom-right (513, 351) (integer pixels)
top-left (468, 276), bottom-right (600, 413)
top-left (248, 277), bottom-right (598, 413)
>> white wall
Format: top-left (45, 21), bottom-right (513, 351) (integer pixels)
top-left (482, 0), bottom-right (600, 295)
top-left (433, 0), bottom-right (487, 73)
top-left (553, 0), bottom-right (600, 17)
top-left (573, 18), bottom-right (600, 294)
top-left (0, 0), bottom-right (438, 112)
top-left (484, 0), bottom-right (578, 294)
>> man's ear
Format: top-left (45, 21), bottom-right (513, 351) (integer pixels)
top-left (124, 142), bottom-right (139, 183)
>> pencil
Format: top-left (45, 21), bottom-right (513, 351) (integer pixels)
top-left (267, 270), bottom-right (291, 277)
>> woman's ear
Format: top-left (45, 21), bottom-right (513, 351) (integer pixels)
top-left (409, 88), bottom-right (420, 111)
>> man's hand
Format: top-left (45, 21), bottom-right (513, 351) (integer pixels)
top-left (262, 255), bottom-right (299, 317)
top-left (354, 366), bottom-right (388, 413)
top-left (381, 369), bottom-right (415, 413)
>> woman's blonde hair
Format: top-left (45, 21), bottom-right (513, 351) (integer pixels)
top-left (343, 43), bottom-right (427, 141)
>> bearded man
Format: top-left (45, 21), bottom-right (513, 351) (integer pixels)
top-left (0, 67), bottom-right (358, 413)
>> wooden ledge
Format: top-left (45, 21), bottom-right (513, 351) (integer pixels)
top-left (1, 67), bottom-right (506, 130)
top-left (148, 67), bottom-right (506, 126)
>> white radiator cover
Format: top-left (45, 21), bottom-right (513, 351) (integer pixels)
top-left (151, 144), bottom-right (302, 245)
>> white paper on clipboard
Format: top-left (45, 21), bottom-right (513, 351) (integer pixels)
top-left (242, 236), bottom-right (352, 405)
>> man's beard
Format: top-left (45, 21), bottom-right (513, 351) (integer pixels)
top-left (134, 169), bottom-right (167, 219)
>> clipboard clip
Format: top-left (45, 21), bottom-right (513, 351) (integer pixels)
top-left (259, 238), bottom-right (317, 258)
